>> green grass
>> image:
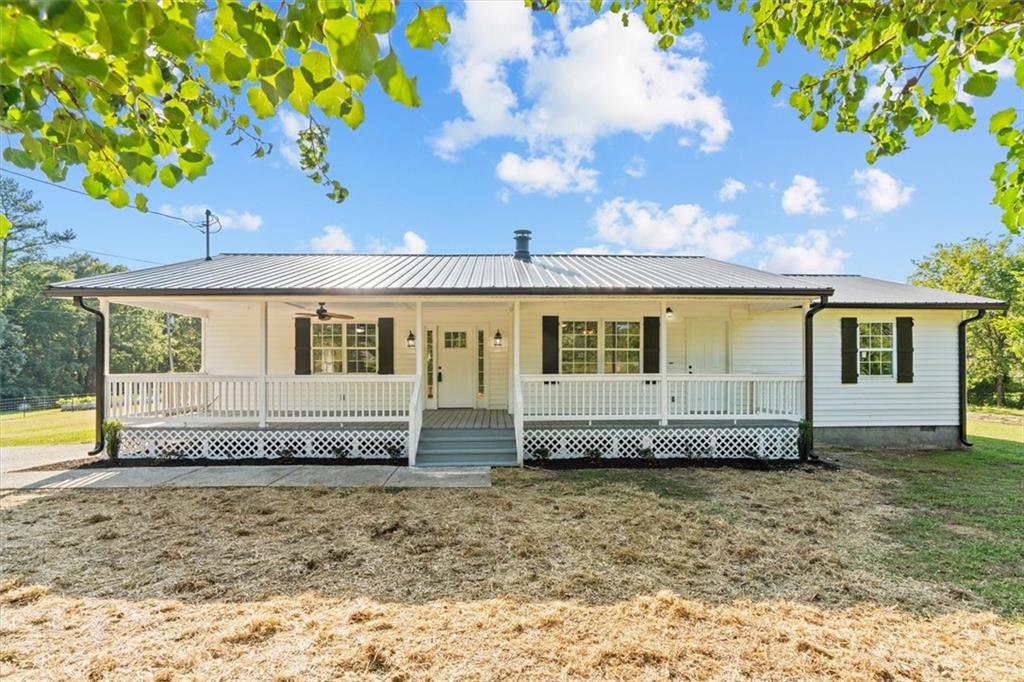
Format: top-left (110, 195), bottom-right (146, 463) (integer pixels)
top-left (0, 408), bottom-right (95, 447)
top-left (856, 417), bottom-right (1024, 617)
top-left (968, 405), bottom-right (1024, 418)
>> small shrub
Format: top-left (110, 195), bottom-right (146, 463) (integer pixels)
top-left (102, 420), bottom-right (122, 461)
top-left (532, 447), bottom-right (551, 461)
top-left (585, 447), bottom-right (603, 462)
top-left (332, 446), bottom-right (350, 459)
top-left (385, 444), bottom-right (404, 460)
top-left (798, 419), bottom-right (814, 460)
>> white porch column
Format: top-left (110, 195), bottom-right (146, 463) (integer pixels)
top-left (659, 300), bottom-right (669, 425)
top-left (411, 301), bottom-right (423, 466)
top-left (513, 300), bottom-right (523, 465)
top-left (415, 302), bottom-right (423, 378)
top-left (259, 301), bottom-right (268, 427)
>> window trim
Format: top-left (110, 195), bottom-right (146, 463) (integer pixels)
top-left (310, 320), bottom-right (379, 374)
top-left (558, 318), bottom-right (644, 375)
top-left (856, 319), bottom-right (895, 379)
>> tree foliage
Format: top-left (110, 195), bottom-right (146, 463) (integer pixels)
top-left (0, 176), bottom-right (74, 300)
top-left (911, 236), bottom-right (1024, 407)
top-left (0, 0), bottom-right (450, 211)
top-left (563, 0), bottom-right (1024, 232)
top-left (3, 1), bottom-right (1023, 233)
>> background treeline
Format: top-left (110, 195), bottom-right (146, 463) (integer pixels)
top-left (0, 178), bottom-right (199, 401)
top-left (0, 177), bottom-right (1021, 407)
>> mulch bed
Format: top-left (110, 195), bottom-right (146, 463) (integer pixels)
top-left (526, 457), bottom-right (834, 471)
top-left (21, 456), bottom-right (408, 471)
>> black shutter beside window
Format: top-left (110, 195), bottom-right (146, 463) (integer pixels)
top-left (840, 317), bottom-right (858, 384)
top-left (542, 316), bottom-right (559, 374)
top-left (896, 316), bottom-right (914, 383)
top-left (643, 316), bottom-right (660, 374)
top-left (294, 317), bottom-right (311, 375)
top-left (378, 317), bottom-right (394, 375)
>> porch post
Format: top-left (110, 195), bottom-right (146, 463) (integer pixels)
top-left (659, 300), bottom-right (669, 425)
top-left (412, 301), bottom-right (423, 466)
top-left (513, 300), bottom-right (523, 465)
top-left (259, 301), bottom-right (268, 427)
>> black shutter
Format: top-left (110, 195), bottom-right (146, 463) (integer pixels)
top-left (896, 316), bottom-right (914, 383)
top-left (643, 316), bottom-right (660, 374)
top-left (542, 316), bottom-right (559, 374)
top-left (294, 317), bottom-right (311, 375)
top-left (378, 317), bottom-right (394, 375)
top-left (840, 317), bottom-right (858, 384)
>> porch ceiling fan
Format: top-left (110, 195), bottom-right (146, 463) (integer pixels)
top-left (295, 302), bottom-right (354, 321)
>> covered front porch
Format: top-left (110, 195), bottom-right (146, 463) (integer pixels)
top-left (98, 295), bottom-right (810, 463)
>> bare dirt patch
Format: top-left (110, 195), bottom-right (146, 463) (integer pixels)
top-left (1, 466), bottom-right (1019, 679)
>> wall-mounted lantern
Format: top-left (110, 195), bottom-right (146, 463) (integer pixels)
top-left (665, 307), bottom-right (675, 321)
top-left (493, 330), bottom-right (504, 348)
top-left (406, 330), bottom-right (416, 348)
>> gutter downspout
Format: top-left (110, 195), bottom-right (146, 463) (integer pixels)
top-left (958, 309), bottom-right (986, 447)
top-left (74, 296), bottom-right (105, 456)
top-left (803, 294), bottom-right (830, 456)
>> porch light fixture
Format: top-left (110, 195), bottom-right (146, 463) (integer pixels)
top-left (406, 330), bottom-right (416, 348)
top-left (493, 330), bottom-right (504, 347)
top-left (665, 307), bottom-right (675, 320)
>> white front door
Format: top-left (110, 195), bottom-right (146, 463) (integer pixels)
top-left (437, 328), bottom-right (476, 408)
top-left (685, 320), bottom-right (728, 374)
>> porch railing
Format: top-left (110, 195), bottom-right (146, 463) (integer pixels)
top-left (106, 373), bottom-right (417, 424)
top-left (519, 374), bottom-right (803, 421)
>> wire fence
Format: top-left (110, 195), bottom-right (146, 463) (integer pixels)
top-left (0, 393), bottom-right (96, 414)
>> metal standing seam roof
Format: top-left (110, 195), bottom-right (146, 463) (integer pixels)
top-left (45, 253), bottom-right (835, 297)
top-left (787, 274), bottom-right (1007, 309)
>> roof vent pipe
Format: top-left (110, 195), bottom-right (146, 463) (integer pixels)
top-left (514, 229), bottom-right (532, 262)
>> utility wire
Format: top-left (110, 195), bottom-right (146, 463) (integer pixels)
top-left (49, 242), bottom-right (162, 265)
top-left (0, 167), bottom-right (206, 232)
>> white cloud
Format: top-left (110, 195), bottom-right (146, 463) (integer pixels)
top-left (624, 156), bottom-right (646, 179)
top-left (435, 5), bottom-right (731, 194)
top-left (496, 152), bottom-right (598, 195)
top-left (781, 175), bottom-right (828, 215)
top-left (497, 188), bottom-right (511, 203)
top-left (759, 230), bottom-right (849, 274)
top-left (370, 231), bottom-right (429, 255)
top-left (841, 205), bottom-right (859, 220)
top-left (718, 177), bottom-right (746, 202)
top-left (158, 204), bottom-right (263, 231)
top-left (278, 110), bottom-right (304, 170)
top-left (590, 197), bottom-right (750, 258)
top-left (309, 225), bottom-right (354, 254)
top-left (852, 168), bottom-right (914, 213)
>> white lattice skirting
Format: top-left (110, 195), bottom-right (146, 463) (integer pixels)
top-left (121, 428), bottom-right (409, 460)
top-left (524, 425), bottom-right (799, 460)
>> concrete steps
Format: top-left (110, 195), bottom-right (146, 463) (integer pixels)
top-left (414, 428), bottom-right (518, 467)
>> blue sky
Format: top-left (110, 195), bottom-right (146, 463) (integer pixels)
top-left (9, 3), bottom-right (1021, 280)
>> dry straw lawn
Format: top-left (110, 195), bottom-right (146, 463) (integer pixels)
top-left (1, 465), bottom-right (1021, 680)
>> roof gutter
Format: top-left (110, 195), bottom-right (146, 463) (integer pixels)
top-left (74, 296), bottom-right (105, 456)
top-left (958, 309), bottom-right (986, 447)
top-left (803, 294), bottom-right (830, 434)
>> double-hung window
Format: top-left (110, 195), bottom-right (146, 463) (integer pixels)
top-left (560, 321), bottom-right (599, 374)
top-left (312, 322), bottom-right (378, 374)
top-left (560, 320), bottom-right (641, 374)
top-left (603, 321), bottom-right (641, 374)
top-left (857, 322), bottom-right (893, 377)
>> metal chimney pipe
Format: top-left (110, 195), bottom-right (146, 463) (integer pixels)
top-left (514, 229), bottom-right (532, 262)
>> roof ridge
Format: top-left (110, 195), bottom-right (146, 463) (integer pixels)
top-left (217, 252), bottom-right (708, 258)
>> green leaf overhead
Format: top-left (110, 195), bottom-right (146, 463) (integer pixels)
top-left (541, 0), bottom-right (1024, 233)
top-left (0, 0), bottom-right (445, 207)
top-left (405, 6), bottom-right (452, 49)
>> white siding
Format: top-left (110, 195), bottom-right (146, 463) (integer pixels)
top-left (204, 303), bottom-right (260, 375)
top-left (813, 309), bottom-right (962, 426)
top-left (731, 308), bottom-right (803, 374)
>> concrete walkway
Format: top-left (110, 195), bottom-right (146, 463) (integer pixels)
top-left (0, 464), bottom-right (491, 490)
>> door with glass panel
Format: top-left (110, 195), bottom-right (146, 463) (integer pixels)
top-left (437, 328), bottom-right (475, 408)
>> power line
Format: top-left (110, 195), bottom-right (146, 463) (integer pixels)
top-left (50, 242), bottom-right (161, 265)
top-left (0, 167), bottom-right (206, 233)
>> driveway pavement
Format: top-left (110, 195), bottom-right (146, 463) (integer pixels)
top-left (0, 464), bottom-right (491, 490)
top-left (0, 443), bottom-right (96, 474)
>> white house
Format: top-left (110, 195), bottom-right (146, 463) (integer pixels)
top-left (47, 231), bottom-right (1005, 465)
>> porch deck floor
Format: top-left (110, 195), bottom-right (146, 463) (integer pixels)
top-left (423, 409), bottom-right (513, 429)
